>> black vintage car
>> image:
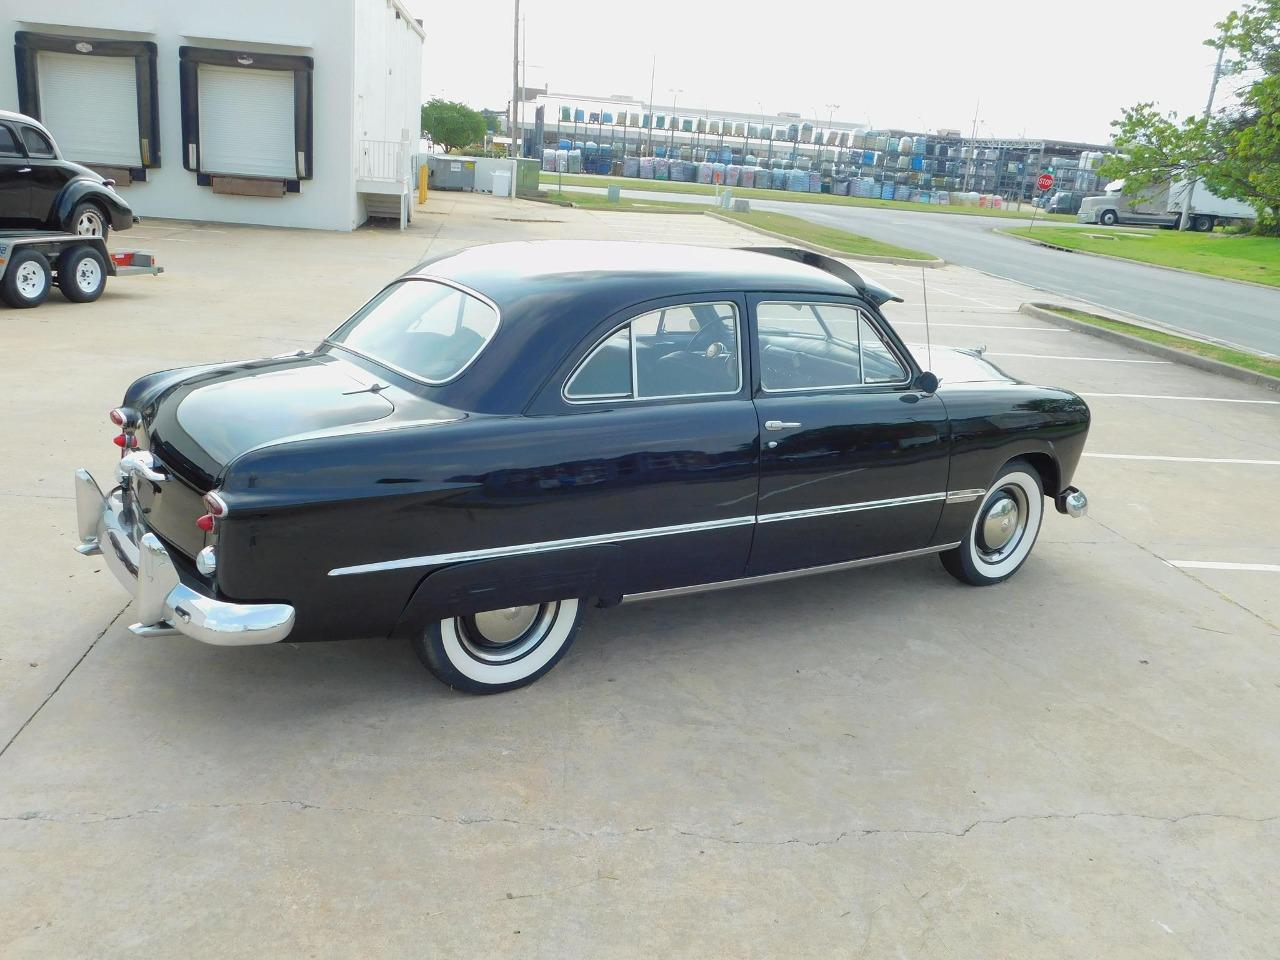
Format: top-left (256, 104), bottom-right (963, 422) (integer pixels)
top-left (0, 110), bottom-right (134, 238)
top-left (75, 242), bottom-right (1089, 693)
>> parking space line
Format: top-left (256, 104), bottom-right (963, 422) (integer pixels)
top-left (1085, 453), bottom-right (1280, 466)
top-left (1080, 392), bottom-right (1280, 405)
top-left (1167, 561), bottom-right (1280, 573)
top-left (894, 321), bottom-right (1069, 331)
top-left (985, 352), bottom-right (1171, 364)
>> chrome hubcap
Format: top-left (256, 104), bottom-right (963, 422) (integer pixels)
top-left (458, 603), bottom-right (556, 664)
top-left (76, 258), bottom-right (102, 292)
top-left (472, 605), bottom-right (540, 645)
top-left (16, 262), bottom-right (45, 298)
top-left (980, 496), bottom-right (1019, 551)
top-left (976, 485), bottom-right (1029, 564)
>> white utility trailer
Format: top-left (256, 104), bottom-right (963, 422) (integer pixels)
top-left (0, 231), bottom-right (162, 308)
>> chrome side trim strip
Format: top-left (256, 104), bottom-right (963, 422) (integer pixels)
top-left (327, 515), bottom-right (758, 577)
top-left (945, 488), bottom-right (987, 504)
top-left (622, 543), bottom-right (963, 603)
top-left (757, 491), bottom-right (947, 524)
top-left (330, 490), bottom-right (980, 577)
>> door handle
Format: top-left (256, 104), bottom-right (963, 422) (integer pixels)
top-left (764, 420), bottom-right (801, 431)
top-left (17, 167), bottom-right (31, 174)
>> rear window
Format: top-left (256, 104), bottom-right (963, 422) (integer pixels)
top-left (326, 279), bottom-right (499, 384)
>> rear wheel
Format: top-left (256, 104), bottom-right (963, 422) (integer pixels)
top-left (1, 249), bottom-right (52, 308)
top-left (1192, 214), bottom-right (1214, 232)
top-left (56, 245), bottom-right (107, 303)
top-left (941, 461), bottom-right (1045, 586)
top-left (69, 201), bottom-right (109, 240)
top-left (413, 599), bottom-right (584, 694)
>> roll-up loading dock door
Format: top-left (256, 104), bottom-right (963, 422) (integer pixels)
top-left (36, 51), bottom-right (142, 167)
top-left (197, 65), bottom-right (296, 179)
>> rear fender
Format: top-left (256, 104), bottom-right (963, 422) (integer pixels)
top-left (390, 544), bottom-right (626, 641)
top-left (54, 180), bottom-right (132, 230)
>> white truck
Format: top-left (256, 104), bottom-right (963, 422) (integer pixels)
top-left (1077, 178), bottom-right (1255, 232)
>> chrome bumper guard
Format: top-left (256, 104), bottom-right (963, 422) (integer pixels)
top-left (1055, 486), bottom-right (1088, 518)
top-left (74, 468), bottom-right (295, 646)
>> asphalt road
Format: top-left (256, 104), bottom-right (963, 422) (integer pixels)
top-left (558, 184), bottom-right (1280, 357)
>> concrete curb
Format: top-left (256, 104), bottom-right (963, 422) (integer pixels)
top-left (703, 211), bottom-right (946, 267)
top-left (995, 228), bottom-right (1280, 292)
top-left (1019, 302), bottom-right (1280, 393)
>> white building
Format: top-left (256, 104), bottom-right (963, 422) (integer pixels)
top-left (0, 0), bottom-right (424, 230)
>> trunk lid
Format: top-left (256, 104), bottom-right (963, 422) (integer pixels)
top-left (135, 354), bottom-right (398, 559)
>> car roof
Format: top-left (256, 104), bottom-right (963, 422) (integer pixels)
top-left (0, 109), bottom-right (49, 131)
top-left (393, 241), bottom-right (881, 414)
top-left (409, 240), bottom-right (858, 307)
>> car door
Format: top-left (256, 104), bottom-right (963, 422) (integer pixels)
top-left (746, 294), bottom-right (951, 576)
top-left (0, 123), bottom-right (34, 225)
top-left (531, 294), bottom-right (759, 595)
top-left (17, 126), bottom-right (69, 229)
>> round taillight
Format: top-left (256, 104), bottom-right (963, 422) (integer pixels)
top-left (202, 491), bottom-right (229, 517)
top-left (109, 408), bottom-right (126, 426)
top-left (196, 514), bottom-right (215, 532)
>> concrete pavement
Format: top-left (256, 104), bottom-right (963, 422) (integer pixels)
top-left (2, 193), bottom-right (1278, 959)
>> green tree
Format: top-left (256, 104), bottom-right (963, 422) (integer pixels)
top-left (1101, 1), bottom-right (1280, 233)
top-left (420, 99), bottom-right (488, 154)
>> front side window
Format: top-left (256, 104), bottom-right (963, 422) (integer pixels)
top-left (565, 301), bottom-right (741, 402)
top-left (327, 280), bottom-right (499, 384)
top-left (19, 126), bottom-right (54, 158)
top-left (757, 301), bottom-right (907, 391)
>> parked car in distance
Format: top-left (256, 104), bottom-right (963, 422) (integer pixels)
top-left (0, 109), bottom-right (134, 238)
top-left (74, 242), bottom-right (1090, 693)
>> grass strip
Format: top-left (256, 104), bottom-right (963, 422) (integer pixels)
top-left (1006, 226), bottom-right (1280, 287)
top-left (1038, 305), bottom-right (1279, 378)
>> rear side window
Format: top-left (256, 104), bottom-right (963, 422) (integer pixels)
top-left (565, 301), bottom-right (741, 402)
top-left (327, 279), bottom-right (499, 384)
top-left (0, 126), bottom-right (19, 157)
top-left (19, 126), bottom-right (54, 158)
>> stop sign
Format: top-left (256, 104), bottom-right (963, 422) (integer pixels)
top-left (1037, 173), bottom-right (1055, 191)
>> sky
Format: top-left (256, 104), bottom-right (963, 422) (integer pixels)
top-left (402, 0), bottom-right (1241, 144)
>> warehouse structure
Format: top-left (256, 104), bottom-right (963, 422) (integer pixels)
top-left (519, 92), bottom-right (1111, 205)
top-left (0, 0), bottom-right (424, 230)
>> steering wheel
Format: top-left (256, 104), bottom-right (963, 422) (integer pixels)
top-left (687, 321), bottom-right (731, 358)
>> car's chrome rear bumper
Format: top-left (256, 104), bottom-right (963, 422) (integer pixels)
top-left (74, 468), bottom-right (294, 645)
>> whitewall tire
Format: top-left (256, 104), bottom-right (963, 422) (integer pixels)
top-left (941, 462), bottom-right (1044, 586)
top-left (413, 599), bottom-right (584, 693)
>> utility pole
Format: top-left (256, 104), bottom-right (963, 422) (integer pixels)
top-left (1180, 39), bottom-right (1226, 231)
top-left (509, 0), bottom-right (520, 160)
top-left (646, 56), bottom-right (655, 157)
top-left (964, 99), bottom-right (980, 192)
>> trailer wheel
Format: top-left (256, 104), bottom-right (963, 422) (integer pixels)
top-left (56, 245), bottom-right (108, 303)
top-left (1192, 215), bottom-right (1214, 232)
top-left (1099, 209), bottom-right (1118, 226)
top-left (1, 249), bottom-right (52, 308)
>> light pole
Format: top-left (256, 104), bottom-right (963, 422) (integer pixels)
top-left (668, 87), bottom-right (682, 157)
top-left (1180, 38), bottom-right (1226, 231)
top-left (509, 0), bottom-right (519, 160)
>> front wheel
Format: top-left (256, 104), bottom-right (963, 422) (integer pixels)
top-left (941, 462), bottom-right (1045, 586)
top-left (1099, 210), bottom-right (1118, 226)
top-left (413, 599), bottom-right (584, 694)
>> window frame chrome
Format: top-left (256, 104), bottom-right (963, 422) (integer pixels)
top-left (562, 299), bottom-right (744, 405)
top-left (322, 276), bottom-right (502, 387)
top-left (755, 299), bottom-right (913, 395)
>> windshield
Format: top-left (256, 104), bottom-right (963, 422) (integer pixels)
top-left (326, 279), bottom-right (499, 384)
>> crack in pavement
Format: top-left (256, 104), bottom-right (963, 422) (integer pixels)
top-left (3, 802), bottom-right (1276, 848)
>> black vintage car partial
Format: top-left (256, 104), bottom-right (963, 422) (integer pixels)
top-left (0, 110), bottom-right (134, 238)
top-left (75, 241), bottom-right (1089, 693)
